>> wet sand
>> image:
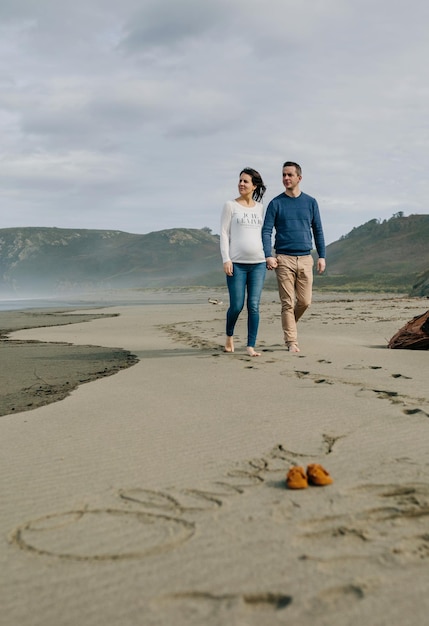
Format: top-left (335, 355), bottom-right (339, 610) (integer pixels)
top-left (0, 310), bottom-right (138, 416)
top-left (1, 290), bottom-right (429, 626)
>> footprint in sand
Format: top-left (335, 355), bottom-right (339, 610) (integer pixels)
top-left (403, 407), bottom-right (429, 416)
top-left (307, 583), bottom-right (367, 615)
top-left (148, 590), bottom-right (292, 623)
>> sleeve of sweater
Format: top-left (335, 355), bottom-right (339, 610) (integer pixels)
top-left (262, 201), bottom-right (276, 258)
top-left (312, 200), bottom-right (326, 259)
top-left (220, 202), bottom-right (232, 263)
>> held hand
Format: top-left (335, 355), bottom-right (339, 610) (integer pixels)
top-left (266, 256), bottom-right (278, 270)
top-left (223, 261), bottom-right (233, 276)
top-left (317, 258), bottom-right (326, 274)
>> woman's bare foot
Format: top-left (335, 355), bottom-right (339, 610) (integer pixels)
top-left (288, 343), bottom-right (300, 353)
top-left (246, 347), bottom-right (261, 357)
top-left (224, 336), bottom-right (234, 353)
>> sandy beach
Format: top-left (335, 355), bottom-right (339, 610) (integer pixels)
top-left (2, 289), bottom-right (429, 626)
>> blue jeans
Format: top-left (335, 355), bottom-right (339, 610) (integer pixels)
top-left (226, 262), bottom-right (266, 347)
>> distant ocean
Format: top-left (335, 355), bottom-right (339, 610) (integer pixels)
top-left (0, 289), bottom-right (221, 312)
top-left (0, 297), bottom-right (97, 312)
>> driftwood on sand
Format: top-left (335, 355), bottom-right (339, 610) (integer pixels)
top-left (388, 310), bottom-right (429, 350)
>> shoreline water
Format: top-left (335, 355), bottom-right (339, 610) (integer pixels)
top-left (0, 289), bottom-right (213, 311)
top-left (0, 285), bottom-right (414, 311)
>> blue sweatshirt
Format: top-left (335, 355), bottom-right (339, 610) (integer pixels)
top-left (262, 191), bottom-right (326, 259)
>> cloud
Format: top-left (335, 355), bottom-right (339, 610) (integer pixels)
top-left (120, 0), bottom-right (230, 53)
top-left (0, 0), bottom-right (428, 244)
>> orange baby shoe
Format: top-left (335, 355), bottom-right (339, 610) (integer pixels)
top-left (286, 466), bottom-right (308, 489)
top-left (306, 463), bottom-right (333, 486)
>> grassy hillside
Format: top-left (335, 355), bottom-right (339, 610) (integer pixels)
top-left (1, 214), bottom-right (428, 296)
top-left (314, 213), bottom-right (429, 293)
top-left (410, 269), bottom-right (429, 297)
top-left (0, 227), bottom-right (223, 295)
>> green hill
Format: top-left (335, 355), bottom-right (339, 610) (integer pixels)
top-left (410, 269), bottom-right (429, 297)
top-left (314, 213), bottom-right (429, 293)
top-left (1, 214), bottom-right (428, 296)
top-left (0, 227), bottom-right (222, 295)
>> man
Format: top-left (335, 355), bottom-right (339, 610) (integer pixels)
top-left (262, 161), bottom-right (326, 353)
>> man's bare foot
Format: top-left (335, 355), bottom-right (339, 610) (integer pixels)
top-left (287, 343), bottom-right (300, 353)
top-left (224, 337), bottom-right (234, 353)
top-left (246, 347), bottom-right (261, 357)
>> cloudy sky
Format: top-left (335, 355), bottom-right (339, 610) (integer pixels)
top-left (1, 0), bottom-right (428, 244)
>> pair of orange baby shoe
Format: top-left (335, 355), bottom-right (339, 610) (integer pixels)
top-left (286, 464), bottom-right (333, 489)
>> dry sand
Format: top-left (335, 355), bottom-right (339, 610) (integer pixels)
top-left (1, 289), bottom-right (429, 626)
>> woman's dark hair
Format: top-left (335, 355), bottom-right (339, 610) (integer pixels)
top-left (240, 167), bottom-right (266, 202)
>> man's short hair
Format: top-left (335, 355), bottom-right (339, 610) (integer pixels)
top-left (283, 161), bottom-right (302, 176)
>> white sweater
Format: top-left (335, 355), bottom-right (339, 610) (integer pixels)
top-left (220, 200), bottom-right (265, 264)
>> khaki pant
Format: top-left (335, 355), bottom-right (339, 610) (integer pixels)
top-left (275, 254), bottom-right (314, 346)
